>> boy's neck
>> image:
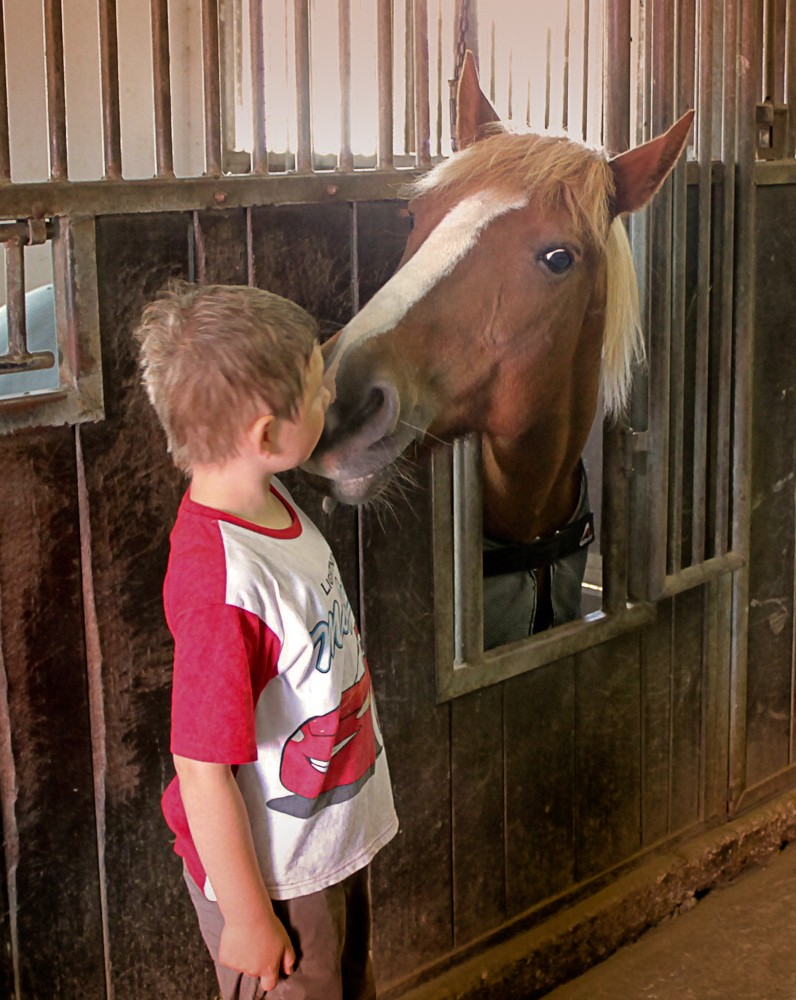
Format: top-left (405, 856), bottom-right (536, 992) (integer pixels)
top-left (188, 459), bottom-right (292, 530)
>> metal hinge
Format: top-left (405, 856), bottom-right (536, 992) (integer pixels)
top-left (756, 101), bottom-right (790, 160)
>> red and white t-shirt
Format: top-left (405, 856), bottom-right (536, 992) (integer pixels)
top-left (161, 480), bottom-right (398, 900)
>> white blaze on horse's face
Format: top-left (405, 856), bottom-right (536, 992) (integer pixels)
top-left (307, 189), bottom-right (528, 499)
top-left (326, 189), bottom-right (528, 383)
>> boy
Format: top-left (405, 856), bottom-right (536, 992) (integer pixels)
top-left (135, 282), bottom-right (398, 1000)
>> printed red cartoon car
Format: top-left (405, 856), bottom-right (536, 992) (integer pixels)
top-left (267, 670), bottom-right (381, 818)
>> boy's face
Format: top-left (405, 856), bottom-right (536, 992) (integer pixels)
top-left (279, 345), bottom-right (331, 467)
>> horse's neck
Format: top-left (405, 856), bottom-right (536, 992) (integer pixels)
top-left (481, 431), bottom-right (584, 543)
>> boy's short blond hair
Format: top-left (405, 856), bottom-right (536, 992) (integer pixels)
top-left (135, 281), bottom-right (318, 472)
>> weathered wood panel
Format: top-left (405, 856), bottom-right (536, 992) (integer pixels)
top-left (746, 184), bottom-right (796, 787)
top-left (249, 202), bottom-right (361, 605)
top-left (575, 632), bottom-right (642, 879)
top-left (81, 213), bottom-right (216, 999)
top-left (641, 598), bottom-right (675, 844)
top-left (451, 685), bottom-right (505, 944)
top-left (360, 451), bottom-right (454, 987)
top-left (0, 428), bottom-right (105, 998)
top-left (504, 659), bottom-right (576, 917)
top-left (669, 588), bottom-right (705, 830)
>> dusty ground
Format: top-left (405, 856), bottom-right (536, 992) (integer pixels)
top-left (546, 842), bottom-right (796, 999)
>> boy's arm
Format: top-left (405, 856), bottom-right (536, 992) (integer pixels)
top-left (174, 754), bottom-right (295, 990)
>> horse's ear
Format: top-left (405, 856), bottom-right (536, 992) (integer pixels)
top-left (456, 50), bottom-right (501, 150)
top-left (609, 110), bottom-right (695, 216)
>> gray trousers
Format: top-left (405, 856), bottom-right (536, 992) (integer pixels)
top-left (184, 866), bottom-right (376, 1000)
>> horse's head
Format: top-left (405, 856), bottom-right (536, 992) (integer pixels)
top-left (304, 52), bottom-right (693, 505)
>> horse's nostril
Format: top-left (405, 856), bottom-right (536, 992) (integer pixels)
top-left (359, 385), bottom-right (386, 424)
top-left (326, 378), bottom-right (399, 451)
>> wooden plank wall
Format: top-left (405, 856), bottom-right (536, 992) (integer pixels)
top-left (0, 186), bottom-right (794, 998)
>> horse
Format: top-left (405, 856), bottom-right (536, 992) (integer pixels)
top-left (303, 51), bottom-right (694, 648)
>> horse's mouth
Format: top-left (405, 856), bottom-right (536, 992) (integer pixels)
top-left (301, 466), bottom-right (393, 506)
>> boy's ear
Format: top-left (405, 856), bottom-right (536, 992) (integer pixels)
top-left (249, 413), bottom-right (277, 456)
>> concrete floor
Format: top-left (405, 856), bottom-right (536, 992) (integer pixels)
top-left (546, 842), bottom-right (796, 1000)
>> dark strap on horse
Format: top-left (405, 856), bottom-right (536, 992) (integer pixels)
top-left (483, 512), bottom-right (595, 577)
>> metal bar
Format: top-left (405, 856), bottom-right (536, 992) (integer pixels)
top-left (646, 0), bottom-right (675, 596)
top-left (764, 0), bottom-right (786, 102)
top-left (151, 0), bottom-right (175, 177)
top-left (666, 0), bottom-right (693, 573)
top-left (338, 0), bottom-right (353, 171)
top-left (0, 170), bottom-right (426, 218)
top-left (404, 0), bottom-right (414, 156)
top-left (294, 0), bottom-right (312, 172)
top-left (788, 0), bottom-right (796, 156)
top-left (691, 0), bottom-right (714, 564)
top-left (453, 434), bottom-right (483, 663)
top-left (377, 0), bottom-right (394, 169)
top-left (97, 0), bottom-right (122, 179)
top-left (219, 0), bottom-right (238, 171)
top-left (0, 3), bottom-right (11, 182)
top-left (581, 0), bottom-right (591, 141)
top-left (727, 0), bottom-right (758, 816)
top-left (0, 237), bottom-right (52, 374)
top-left (714, 0), bottom-right (738, 556)
top-left (661, 551), bottom-right (746, 597)
top-left (602, 0), bottom-right (632, 613)
top-left (561, 0), bottom-right (571, 131)
top-left (250, 0), bottom-right (267, 174)
top-left (413, 0), bottom-right (431, 167)
top-left (439, 602), bottom-right (657, 702)
top-left (43, 0), bottom-right (68, 180)
top-left (5, 238), bottom-right (26, 356)
top-left (202, 0), bottom-right (223, 176)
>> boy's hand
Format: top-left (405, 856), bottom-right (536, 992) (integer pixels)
top-left (219, 908), bottom-right (296, 991)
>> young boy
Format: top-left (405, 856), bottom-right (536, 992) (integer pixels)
top-left (135, 282), bottom-right (398, 1000)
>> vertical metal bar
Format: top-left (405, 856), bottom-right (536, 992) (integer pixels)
top-left (602, 0), bottom-right (632, 614)
top-left (764, 0), bottom-right (786, 101)
top-left (691, 0), bottom-right (714, 564)
top-left (377, 0), bottom-right (394, 169)
top-left (404, 0), bottom-right (415, 156)
top-left (787, 0), bottom-right (796, 156)
top-left (562, 0), bottom-right (571, 131)
top-left (338, 0), bottom-right (353, 171)
top-left (219, 0), bottom-right (237, 172)
top-left (0, 3), bottom-right (12, 182)
top-left (151, 0), bottom-right (175, 177)
top-left (98, 0), bottom-right (122, 179)
top-left (43, 0), bottom-right (68, 180)
top-left (453, 434), bottom-right (483, 662)
top-left (581, 0), bottom-right (591, 141)
top-left (646, 0), bottom-right (675, 596)
top-left (250, 0), bottom-right (268, 174)
top-left (727, 0), bottom-right (757, 816)
top-left (294, 0), bottom-right (312, 172)
top-left (414, 0), bottom-right (431, 167)
top-left (714, 0), bottom-right (738, 556)
top-left (5, 238), bottom-right (26, 356)
top-left (666, 0), bottom-right (695, 574)
top-left (202, 0), bottom-right (223, 176)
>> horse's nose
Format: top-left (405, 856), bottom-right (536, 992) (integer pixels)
top-left (322, 377), bottom-right (400, 453)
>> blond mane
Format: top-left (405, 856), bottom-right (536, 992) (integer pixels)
top-left (411, 128), bottom-right (643, 417)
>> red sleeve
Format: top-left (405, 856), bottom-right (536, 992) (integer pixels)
top-left (169, 603), bottom-right (281, 764)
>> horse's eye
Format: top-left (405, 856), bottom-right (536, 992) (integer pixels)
top-left (540, 248), bottom-right (574, 274)
top-left (407, 211), bottom-right (415, 231)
